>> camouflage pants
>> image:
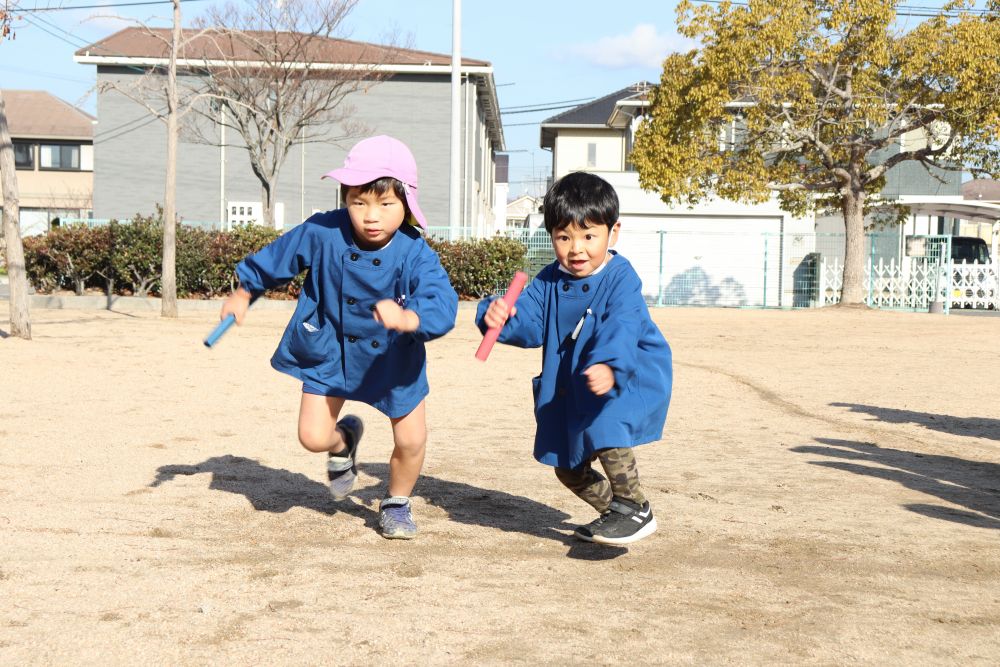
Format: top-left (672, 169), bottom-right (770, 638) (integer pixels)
top-left (554, 447), bottom-right (646, 513)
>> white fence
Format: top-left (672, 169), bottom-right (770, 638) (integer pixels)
top-left (951, 261), bottom-right (999, 310)
top-left (820, 256), bottom-right (999, 311)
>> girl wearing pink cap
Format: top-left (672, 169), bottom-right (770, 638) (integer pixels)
top-left (220, 135), bottom-right (458, 539)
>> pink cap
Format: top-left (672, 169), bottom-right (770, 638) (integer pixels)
top-left (323, 135), bottom-right (428, 229)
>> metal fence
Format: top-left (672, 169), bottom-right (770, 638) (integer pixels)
top-left (480, 228), bottom-right (996, 312)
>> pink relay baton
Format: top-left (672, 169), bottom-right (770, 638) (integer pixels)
top-left (475, 271), bottom-right (528, 361)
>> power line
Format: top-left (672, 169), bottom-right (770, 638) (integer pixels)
top-left (17, 13), bottom-right (88, 49)
top-left (501, 97), bottom-right (595, 112)
top-left (18, 7), bottom-right (91, 48)
top-left (10, 0), bottom-right (208, 13)
top-left (501, 102), bottom-right (591, 116)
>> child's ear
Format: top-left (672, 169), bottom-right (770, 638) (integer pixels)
top-left (609, 221), bottom-right (622, 247)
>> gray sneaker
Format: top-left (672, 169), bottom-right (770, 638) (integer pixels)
top-left (328, 415), bottom-right (363, 500)
top-left (574, 497), bottom-right (657, 545)
top-left (378, 496), bottom-right (417, 539)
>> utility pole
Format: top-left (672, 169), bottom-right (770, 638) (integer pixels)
top-left (449, 0), bottom-right (461, 238)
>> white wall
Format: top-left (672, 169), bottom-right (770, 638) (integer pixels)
top-left (600, 171), bottom-right (816, 307)
top-left (553, 129), bottom-right (624, 178)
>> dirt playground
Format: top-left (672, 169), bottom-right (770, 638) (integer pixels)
top-left (1, 301), bottom-right (998, 664)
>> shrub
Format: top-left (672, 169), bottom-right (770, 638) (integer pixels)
top-left (47, 224), bottom-right (109, 294)
top-left (21, 216), bottom-right (525, 302)
top-left (22, 234), bottom-right (61, 293)
top-left (110, 213), bottom-right (162, 297)
top-left (429, 236), bottom-right (528, 299)
top-left (176, 226), bottom-right (214, 298)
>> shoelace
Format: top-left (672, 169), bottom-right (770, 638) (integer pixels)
top-left (587, 512), bottom-right (613, 529)
top-left (383, 505), bottom-right (413, 526)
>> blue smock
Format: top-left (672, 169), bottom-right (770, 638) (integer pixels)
top-left (236, 209), bottom-right (458, 418)
top-left (476, 252), bottom-right (672, 469)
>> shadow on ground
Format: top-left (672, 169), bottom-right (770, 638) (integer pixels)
top-left (791, 438), bottom-right (1000, 529)
top-left (831, 402), bottom-right (1000, 441)
top-left (150, 455), bottom-right (627, 560)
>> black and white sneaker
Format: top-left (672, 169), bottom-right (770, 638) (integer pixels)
top-left (328, 415), bottom-right (363, 500)
top-left (574, 497), bottom-right (657, 545)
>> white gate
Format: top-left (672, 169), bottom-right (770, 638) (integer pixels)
top-left (820, 243), bottom-right (999, 311)
top-left (950, 261), bottom-right (1000, 310)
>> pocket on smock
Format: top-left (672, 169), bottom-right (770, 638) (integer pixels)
top-left (287, 315), bottom-right (336, 369)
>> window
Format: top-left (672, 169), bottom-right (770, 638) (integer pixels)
top-left (39, 144), bottom-right (81, 170)
top-left (14, 141), bottom-right (34, 169)
top-left (587, 143), bottom-right (597, 168)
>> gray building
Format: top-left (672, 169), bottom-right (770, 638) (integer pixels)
top-left (73, 28), bottom-right (504, 235)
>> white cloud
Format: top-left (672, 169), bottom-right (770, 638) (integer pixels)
top-left (569, 24), bottom-right (689, 69)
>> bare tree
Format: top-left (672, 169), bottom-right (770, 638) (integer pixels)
top-left (189, 0), bottom-right (400, 228)
top-left (95, 0), bottom-right (208, 317)
top-left (1, 3), bottom-right (13, 41)
top-left (0, 90), bottom-right (31, 339)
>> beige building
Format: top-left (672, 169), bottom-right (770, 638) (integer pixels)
top-left (1, 90), bottom-right (94, 236)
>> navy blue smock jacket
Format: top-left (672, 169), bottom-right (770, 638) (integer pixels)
top-left (476, 253), bottom-right (672, 469)
top-left (236, 209), bottom-right (458, 418)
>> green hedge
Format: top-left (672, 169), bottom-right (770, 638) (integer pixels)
top-left (23, 216), bottom-right (528, 301)
top-left (429, 236), bottom-right (528, 299)
top-left (23, 214), bottom-right (294, 299)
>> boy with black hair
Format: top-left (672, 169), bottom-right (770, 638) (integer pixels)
top-left (476, 171), bottom-right (672, 545)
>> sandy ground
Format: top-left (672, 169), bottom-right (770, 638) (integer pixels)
top-left (1, 301), bottom-right (998, 665)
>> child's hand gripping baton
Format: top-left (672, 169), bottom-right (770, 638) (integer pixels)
top-left (204, 293), bottom-right (258, 348)
top-left (475, 271), bottom-right (528, 362)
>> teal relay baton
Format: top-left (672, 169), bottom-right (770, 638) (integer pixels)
top-left (204, 293), bottom-right (258, 348)
top-left (204, 314), bottom-right (237, 348)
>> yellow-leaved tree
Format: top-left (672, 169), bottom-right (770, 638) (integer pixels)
top-left (631, 0), bottom-right (1000, 306)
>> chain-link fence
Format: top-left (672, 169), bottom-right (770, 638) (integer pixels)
top-left (483, 227), bottom-right (994, 312)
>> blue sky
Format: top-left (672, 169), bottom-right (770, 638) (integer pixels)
top-left (1, 0), bottom-right (689, 198)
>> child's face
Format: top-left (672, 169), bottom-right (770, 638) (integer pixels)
top-left (551, 219), bottom-right (620, 278)
top-left (345, 186), bottom-right (407, 250)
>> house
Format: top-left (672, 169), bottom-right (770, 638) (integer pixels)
top-left (963, 179), bottom-right (1000, 203)
top-left (961, 179), bottom-right (1000, 254)
top-left (541, 83), bottom-right (656, 177)
top-left (505, 194), bottom-right (541, 229)
top-left (72, 28), bottom-right (504, 237)
top-left (539, 83), bottom-right (815, 308)
top-left (540, 83), bottom-right (1000, 309)
top-left (0, 90), bottom-right (94, 236)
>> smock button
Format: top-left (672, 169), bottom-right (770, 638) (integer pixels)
top-left (562, 283), bottom-right (570, 291)
top-left (373, 258), bottom-right (382, 266)
top-left (371, 340), bottom-right (380, 349)
top-left (582, 284), bottom-right (590, 292)
top-left (348, 335), bottom-right (358, 343)
top-left (368, 304), bottom-right (377, 312)
top-left (350, 252), bottom-right (360, 261)
top-left (347, 297), bottom-right (357, 305)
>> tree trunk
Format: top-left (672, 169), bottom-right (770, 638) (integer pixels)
top-left (840, 188), bottom-right (868, 307)
top-left (262, 180), bottom-right (276, 229)
top-left (0, 91), bottom-right (31, 339)
top-left (160, 0), bottom-right (182, 318)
